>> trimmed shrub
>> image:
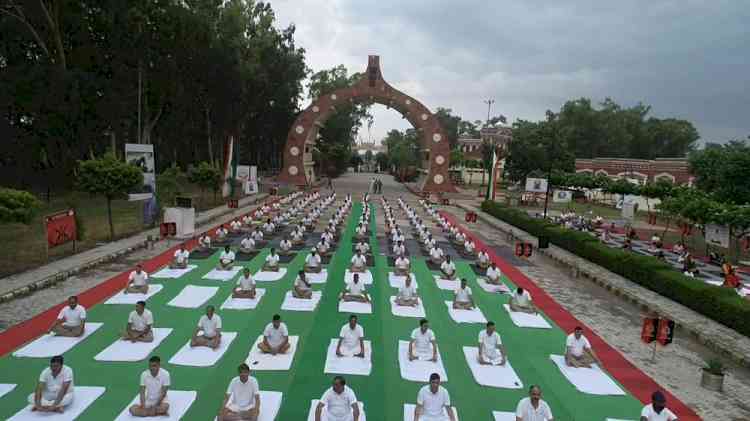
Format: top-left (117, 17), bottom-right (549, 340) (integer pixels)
top-left (0, 187), bottom-right (43, 224)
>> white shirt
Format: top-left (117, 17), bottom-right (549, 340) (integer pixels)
top-left (266, 254), bottom-right (279, 266)
top-left (240, 238), bottom-right (255, 250)
top-left (441, 261), bottom-right (455, 274)
top-left (417, 385), bottom-right (451, 417)
top-left (351, 254), bottom-right (366, 267)
top-left (396, 257), bottom-right (410, 268)
top-left (140, 368), bottom-right (170, 406)
top-left (263, 322), bottom-right (289, 347)
top-left (339, 323), bottom-right (364, 349)
top-left (58, 305), bottom-right (86, 327)
top-left (280, 240), bottom-right (292, 250)
top-left (478, 252), bottom-right (489, 264)
top-left (198, 314), bottom-right (222, 338)
top-left (392, 244), bottom-right (406, 255)
top-left (640, 404), bottom-right (677, 421)
top-left (220, 250), bottom-right (235, 262)
top-left (39, 366), bottom-right (74, 400)
top-left (465, 242), bottom-right (475, 252)
top-left (294, 276), bottom-right (311, 291)
top-left (226, 376), bottom-right (259, 410)
top-left (356, 226), bottom-right (366, 235)
top-left (174, 250), bottom-right (189, 264)
top-left (263, 223), bottom-right (274, 232)
top-left (292, 231), bottom-right (303, 241)
top-left (238, 274), bottom-right (255, 290)
top-left (320, 386), bottom-right (357, 419)
top-left (356, 243), bottom-right (370, 253)
top-left (399, 283), bottom-right (418, 299)
top-left (306, 254), bottom-right (321, 267)
top-left (230, 220), bottom-right (241, 230)
top-left (479, 329), bottom-right (501, 350)
top-left (216, 228), bottom-right (228, 237)
top-left (251, 231), bottom-right (264, 240)
top-left (486, 267), bottom-right (501, 281)
top-left (455, 286), bottom-right (472, 302)
top-left (200, 236), bottom-right (211, 246)
top-left (430, 248), bottom-right (444, 260)
top-left (566, 333), bottom-right (591, 357)
top-left (513, 290), bottom-right (532, 306)
top-left (129, 270), bottom-right (149, 286)
top-left (128, 309), bottom-right (154, 332)
top-left (515, 397), bottom-right (553, 421)
top-left (411, 328), bottom-right (435, 354)
top-left (346, 281), bottom-right (365, 295)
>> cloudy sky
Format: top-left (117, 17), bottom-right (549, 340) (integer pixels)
top-left (270, 0), bottom-right (749, 146)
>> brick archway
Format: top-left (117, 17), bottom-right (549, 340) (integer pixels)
top-left (278, 55), bottom-right (456, 193)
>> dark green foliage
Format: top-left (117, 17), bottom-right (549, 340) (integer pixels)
top-left (0, 188), bottom-right (43, 224)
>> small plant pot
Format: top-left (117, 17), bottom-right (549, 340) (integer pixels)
top-left (700, 368), bottom-right (724, 392)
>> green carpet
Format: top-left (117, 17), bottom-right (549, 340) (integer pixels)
top-left (0, 202), bottom-right (642, 420)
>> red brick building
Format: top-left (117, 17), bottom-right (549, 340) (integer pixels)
top-left (575, 157), bottom-right (694, 185)
top-left (458, 126), bottom-right (512, 161)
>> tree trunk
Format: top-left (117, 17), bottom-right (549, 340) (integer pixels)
top-left (106, 196), bottom-right (114, 241)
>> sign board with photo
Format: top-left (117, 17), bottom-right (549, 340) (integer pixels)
top-left (552, 189), bottom-right (572, 203)
top-left (706, 224), bottom-right (730, 248)
top-left (525, 177), bottom-right (548, 193)
top-left (125, 143), bottom-right (155, 201)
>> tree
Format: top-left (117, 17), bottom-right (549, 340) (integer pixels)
top-left (504, 116), bottom-right (574, 183)
top-left (188, 161), bottom-right (222, 203)
top-left (155, 164), bottom-right (186, 209)
top-left (689, 140), bottom-right (750, 205)
top-left (364, 150), bottom-right (373, 163)
top-left (76, 154), bottom-right (142, 240)
top-left (450, 148), bottom-right (464, 169)
top-left (374, 152), bottom-right (389, 171)
top-left (434, 108), bottom-right (462, 149)
top-left (0, 187), bottom-right (42, 224)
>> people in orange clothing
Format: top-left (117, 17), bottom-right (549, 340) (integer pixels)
top-left (722, 261), bottom-right (741, 289)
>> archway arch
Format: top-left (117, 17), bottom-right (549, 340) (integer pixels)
top-left (278, 56), bottom-right (456, 193)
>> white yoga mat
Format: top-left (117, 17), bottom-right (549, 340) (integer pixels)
top-left (220, 289), bottom-right (267, 310)
top-left (503, 304), bottom-right (552, 329)
top-left (403, 403), bottom-right (459, 421)
top-left (255, 269), bottom-right (288, 282)
top-left (305, 269), bottom-right (329, 284)
top-left (463, 347), bottom-right (523, 389)
top-left (338, 300), bottom-right (373, 314)
top-left (388, 273), bottom-right (417, 289)
top-left (346, 270), bottom-right (373, 285)
top-left (168, 332), bottom-right (238, 367)
top-left (246, 335), bottom-right (299, 371)
top-left (280, 291), bottom-right (322, 312)
top-left (94, 328), bottom-right (172, 362)
top-left (167, 285), bottom-right (219, 308)
top-left (105, 285), bottom-right (164, 305)
top-left (550, 355), bottom-right (625, 395)
top-left (8, 386), bottom-right (106, 421)
top-left (307, 400), bottom-right (366, 421)
top-left (203, 266), bottom-right (243, 281)
top-left (324, 338), bottom-right (373, 376)
top-left (389, 296), bottom-right (426, 318)
top-left (213, 391), bottom-right (283, 421)
top-left (492, 411), bottom-right (516, 421)
top-left (606, 419), bottom-right (637, 421)
top-left (0, 383), bottom-right (17, 399)
top-left (433, 275), bottom-right (459, 291)
top-left (114, 390), bottom-right (197, 421)
top-left (398, 340), bottom-right (448, 382)
top-left (151, 265), bottom-right (197, 279)
top-left (477, 278), bottom-right (511, 294)
top-left (13, 323), bottom-right (104, 358)
top-left (445, 301), bottom-right (487, 324)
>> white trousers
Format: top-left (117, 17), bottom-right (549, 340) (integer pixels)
top-left (28, 392), bottom-right (73, 407)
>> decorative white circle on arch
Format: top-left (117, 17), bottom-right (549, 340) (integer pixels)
top-left (405, 99), bottom-right (412, 105)
top-left (290, 146), bottom-right (300, 156)
top-left (433, 133), bottom-right (442, 143)
top-left (421, 113), bottom-right (428, 121)
top-left (330, 94), bottom-right (337, 100)
top-left (295, 125), bottom-right (304, 134)
top-left (434, 174), bottom-right (444, 184)
top-left (312, 105), bottom-right (320, 113)
top-left (435, 155), bottom-right (445, 165)
top-left (288, 166), bottom-right (298, 175)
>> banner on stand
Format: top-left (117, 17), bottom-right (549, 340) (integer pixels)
top-left (125, 143), bottom-right (156, 201)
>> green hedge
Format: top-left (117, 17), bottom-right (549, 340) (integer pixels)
top-left (481, 201), bottom-right (750, 338)
top-left (0, 187), bottom-right (43, 224)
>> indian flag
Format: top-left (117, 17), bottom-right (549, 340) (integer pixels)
top-left (486, 147), bottom-right (498, 200)
top-left (221, 135), bottom-right (238, 198)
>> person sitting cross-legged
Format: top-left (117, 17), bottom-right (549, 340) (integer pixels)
top-left (394, 254), bottom-right (411, 276)
top-left (293, 271), bottom-right (313, 299)
top-left (350, 250), bottom-right (367, 273)
top-left (317, 240), bottom-right (330, 257)
top-left (199, 234), bottom-right (212, 250)
top-left (409, 319), bottom-right (437, 362)
top-left (218, 246), bottom-right (235, 271)
top-left (509, 287), bottom-right (536, 314)
top-left (314, 376), bottom-right (360, 421)
top-left (477, 321), bottom-right (506, 366)
top-left (49, 296), bottom-right (86, 337)
top-left (355, 240), bottom-right (370, 255)
top-left (218, 363), bottom-right (261, 421)
top-left (484, 262), bottom-right (502, 285)
top-left (291, 228), bottom-right (304, 246)
top-left (129, 356), bottom-right (170, 417)
top-left (392, 240), bottom-right (406, 257)
top-left (305, 250), bottom-right (322, 273)
top-left (216, 225), bottom-right (230, 241)
top-left (239, 235), bottom-right (256, 254)
top-left (336, 314), bottom-right (365, 358)
top-left (452, 278), bottom-right (475, 310)
top-left (29, 355), bottom-right (74, 413)
top-left (171, 246), bottom-right (190, 269)
top-left (430, 246), bottom-right (445, 266)
top-left (340, 274), bottom-right (369, 303)
top-left (476, 250), bottom-right (490, 270)
top-left (565, 326), bottom-right (600, 368)
top-left (440, 256), bottom-right (457, 280)
top-left (122, 301), bottom-right (154, 343)
top-left (640, 390), bottom-right (678, 421)
top-left (233, 268), bottom-right (256, 299)
top-left (464, 240), bottom-right (476, 257)
top-left (414, 372), bottom-right (456, 421)
top-left (515, 385), bottom-right (553, 421)
top-left (190, 306), bottom-right (222, 350)
top-left (263, 248), bottom-right (280, 272)
top-left (279, 238), bottom-right (293, 255)
top-left (395, 274), bottom-right (419, 307)
top-left (126, 264), bottom-right (150, 294)
top-left (259, 314), bottom-right (290, 354)
top-left (251, 227), bottom-right (264, 244)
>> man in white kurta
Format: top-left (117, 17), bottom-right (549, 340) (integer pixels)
top-left (478, 321), bottom-right (505, 365)
top-left (259, 314), bottom-right (290, 354)
top-left (485, 263), bottom-right (502, 285)
top-left (336, 315), bottom-right (365, 358)
top-left (171, 246), bottom-right (190, 269)
top-left (341, 274), bottom-right (369, 303)
top-left (30, 355), bottom-right (74, 413)
top-left (240, 236), bottom-right (256, 254)
top-left (477, 250), bottom-right (490, 270)
top-left (565, 327), bottom-right (599, 368)
top-left (279, 239), bottom-right (293, 255)
top-left (219, 363), bottom-right (261, 421)
top-left (251, 228), bottom-right (264, 243)
top-left (409, 319), bottom-right (437, 362)
top-left (355, 241), bottom-right (370, 255)
top-left (130, 356), bottom-right (170, 417)
top-left (350, 251), bottom-right (367, 273)
top-left (123, 300), bottom-right (154, 343)
top-left (199, 234), bottom-right (212, 250)
top-left (640, 391), bottom-right (678, 421)
top-left (395, 255), bottom-right (411, 276)
top-left (395, 275), bottom-right (419, 307)
top-left (126, 264), bottom-right (149, 294)
top-left (233, 268), bottom-right (256, 299)
top-left (191, 306), bottom-right (222, 350)
top-left (49, 296), bottom-right (86, 337)
top-left (293, 271), bottom-right (313, 299)
top-left (440, 257), bottom-right (456, 280)
top-left (429, 246), bottom-right (444, 265)
top-left (218, 246), bottom-right (236, 270)
top-left (414, 373), bottom-right (455, 421)
top-left (314, 376), bottom-right (360, 421)
top-left (515, 385), bottom-right (553, 421)
top-left (510, 287), bottom-right (535, 314)
top-left (453, 279), bottom-right (474, 310)
top-left (263, 249), bottom-right (280, 272)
